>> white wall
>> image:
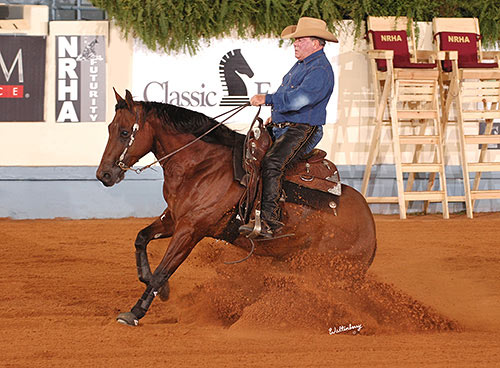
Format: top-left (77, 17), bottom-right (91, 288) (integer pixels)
top-left (0, 10), bottom-right (498, 168)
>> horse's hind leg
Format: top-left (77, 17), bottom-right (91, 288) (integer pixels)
top-left (135, 208), bottom-right (173, 290)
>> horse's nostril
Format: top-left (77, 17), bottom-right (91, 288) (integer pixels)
top-left (103, 172), bottom-right (111, 181)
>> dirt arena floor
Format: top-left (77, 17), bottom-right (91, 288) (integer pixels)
top-left (1, 213), bottom-right (499, 367)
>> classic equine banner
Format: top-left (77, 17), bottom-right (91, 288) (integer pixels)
top-left (0, 35), bottom-right (46, 122)
top-left (132, 38), bottom-right (339, 125)
top-left (56, 35), bottom-right (106, 123)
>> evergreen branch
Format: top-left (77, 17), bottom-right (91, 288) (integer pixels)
top-left (91, 0), bottom-right (500, 53)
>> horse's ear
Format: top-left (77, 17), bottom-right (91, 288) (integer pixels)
top-left (125, 89), bottom-right (135, 111)
top-left (113, 87), bottom-right (124, 103)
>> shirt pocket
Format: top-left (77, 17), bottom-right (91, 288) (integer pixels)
top-left (289, 71), bottom-right (306, 89)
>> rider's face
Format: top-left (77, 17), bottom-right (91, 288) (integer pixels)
top-left (293, 37), bottom-right (318, 61)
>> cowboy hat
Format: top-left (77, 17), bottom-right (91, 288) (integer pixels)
top-left (281, 17), bottom-right (338, 42)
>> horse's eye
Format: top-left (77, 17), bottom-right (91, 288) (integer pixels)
top-left (120, 130), bottom-right (130, 138)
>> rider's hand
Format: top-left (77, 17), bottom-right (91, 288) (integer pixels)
top-left (250, 94), bottom-right (266, 106)
top-left (264, 117), bottom-right (272, 126)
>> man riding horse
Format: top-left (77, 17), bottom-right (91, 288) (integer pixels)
top-left (95, 16), bottom-right (376, 326)
top-left (239, 17), bottom-right (338, 238)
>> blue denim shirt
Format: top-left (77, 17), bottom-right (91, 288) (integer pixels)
top-left (265, 49), bottom-right (334, 126)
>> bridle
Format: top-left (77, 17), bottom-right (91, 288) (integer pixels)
top-left (116, 112), bottom-right (140, 171)
top-left (116, 102), bottom-right (256, 174)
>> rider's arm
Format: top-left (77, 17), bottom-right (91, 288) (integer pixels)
top-left (265, 66), bottom-right (332, 113)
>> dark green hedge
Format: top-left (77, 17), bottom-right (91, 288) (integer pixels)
top-left (91, 0), bottom-right (500, 53)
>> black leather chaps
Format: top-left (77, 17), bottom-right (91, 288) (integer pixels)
top-left (261, 122), bottom-right (318, 227)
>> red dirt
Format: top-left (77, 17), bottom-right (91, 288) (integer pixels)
top-left (1, 213), bottom-right (499, 367)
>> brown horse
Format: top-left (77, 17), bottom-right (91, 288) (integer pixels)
top-left (96, 90), bottom-right (376, 326)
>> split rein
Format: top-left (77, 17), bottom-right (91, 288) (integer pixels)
top-left (116, 103), bottom-right (259, 174)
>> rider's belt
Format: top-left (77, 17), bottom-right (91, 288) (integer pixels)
top-left (271, 122), bottom-right (295, 129)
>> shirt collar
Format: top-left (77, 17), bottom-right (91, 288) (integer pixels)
top-left (298, 49), bottom-right (325, 65)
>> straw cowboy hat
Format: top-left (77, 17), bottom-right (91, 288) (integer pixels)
top-left (281, 17), bottom-right (338, 42)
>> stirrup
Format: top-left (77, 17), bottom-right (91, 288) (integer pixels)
top-left (239, 210), bottom-right (268, 239)
top-left (239, 220), bottom-right (294, 241)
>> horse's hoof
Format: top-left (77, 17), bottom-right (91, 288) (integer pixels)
top-left (116, 312), bottom-right (139, 326)
top-left (159, 282), bottom-right (170, 301)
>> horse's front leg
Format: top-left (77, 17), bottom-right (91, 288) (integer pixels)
top-left (134, 208), bottom-right (174, 286)
top-left (118, 223), bottom-right (202, 326)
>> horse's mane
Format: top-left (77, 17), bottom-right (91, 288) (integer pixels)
top-left (116, 100), bottom-right (244, 148)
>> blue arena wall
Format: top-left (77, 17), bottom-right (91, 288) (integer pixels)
top-left (1, 165), bottom-right (498, 219)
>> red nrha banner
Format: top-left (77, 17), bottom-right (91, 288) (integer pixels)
top-left (0, 85), bottom-right (24, 98)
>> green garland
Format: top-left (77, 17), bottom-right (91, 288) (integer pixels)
top-left (91, 0), bottom-right (500, 53)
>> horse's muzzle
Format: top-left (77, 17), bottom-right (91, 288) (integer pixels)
top-left (96, 165), bottom-right (124, 187)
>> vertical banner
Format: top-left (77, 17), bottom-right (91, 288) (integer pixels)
top-left (56, 35), bottom-right (106, 122)
top-left (0, 35), bottom-right (46, 122)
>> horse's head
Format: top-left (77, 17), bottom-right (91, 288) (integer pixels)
top-left (96, 89), bottom-right (154, 187)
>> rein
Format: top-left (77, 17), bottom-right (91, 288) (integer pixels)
top-left (117, 103), bottom-right (255, 174)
